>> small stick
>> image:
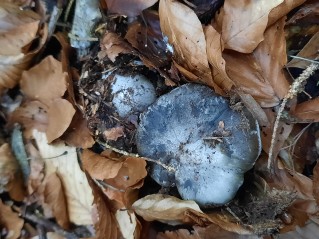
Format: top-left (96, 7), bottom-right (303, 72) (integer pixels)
top-left (97, 140), bottom-right (176, 173)
top-left (267, 59), bottom-right (319, 171)
top-left (22, 212), bottom-right (78, 239)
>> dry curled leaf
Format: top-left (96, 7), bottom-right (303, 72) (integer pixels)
top-left (224, 18), bottom-right (290, 107)
top-left (132, 194), bottom-right (204, 225)
top-left (42, 172), bottom-right (70, 229)
top-left (0, 2), bottom-right (47, 93)
top-left (217, 0), bottom-right (283, 53)
top-left (292, 98), bottom-right (319, 122)
top-left (20, 56), bottom-right (68, 101)
top-left (33, 130), bottom-right (94, 225)
top-left (88, 176), bottom-right (119, 239)
top-left (0, 199), bottom-right (24, 239)
top-left (204, 25), bottom-right (234, 92)
top-left (82, 149), bottom-right (124, 180)
top-left (159, 0), bottom-right (220, 92)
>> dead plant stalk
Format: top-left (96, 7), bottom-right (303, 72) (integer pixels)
top-left (267, 60), bottom-right (319, 170)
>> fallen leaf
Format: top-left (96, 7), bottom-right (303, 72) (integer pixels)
top-left (292, 98), bottom-right (319, 122)
top-left (33, 130), bottom-right (94, 225)
top-left (0, 2), bottom-right (46, 93)
top-left (0, 143), bottom-right (25, 201)
top-left (45, 98), bottom-right (75, 143)
top-left (268, 0), bottom-right (307, 26)
top-left (105, 0), bottom-right (158, 17)
top-left (0, 199), bottom-right (24, 239)
top-left (88, 175), bottom-right (119, 239)
top-left (105, 156), bottom-right (147, 190)
top-left (286, 1), bottom-right (319, 25)
top-left (224, 18), bottom-right (290, 107)
top-left (159, 0), bottom-right (218, 90)
top-left (98, 32), bottom-right (135, 62)
top-left (61, 110), bottom-right (94, 149)
top-left (20, 56), bottom-right (68, 101)
top-left (103, 126), bottom-right (125, 141)
top-left (216, 0), bottom-right (283, 53)
top-left (132, 194), bottom-right (204, 225)
top-left (115, 209), bottom-right (138, 239)
top-left (82, 149), bottom-right (124, 180)
top-left (204, 25), bottom-right (234, 92)
top-left (287, 32), bottom-right (319, 69)
top-left (42, 173), bottom-right (70, 229)
top-left (8, 100), bottom-right (49, 139)
top-left (125, 10), bottom-right (172, 68)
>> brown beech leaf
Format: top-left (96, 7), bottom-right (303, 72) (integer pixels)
top-left (204, 25), bottom-right (234, 92)
top-left (132, 194), bottom-right (204, 225)
top-left (46, 98), bottom-right (75, 143)
top-left (125, 10), bottom-right (172, 68)
top-left (82, 149), bottom-right (124, 180)
top-left (0, 199), bottom-right (24, 239)
top-left (98, 32), bottom-right (135, 62)
top-left (42, 173), bottom-right (70, 229)
top-left (0, 2), bottom-right (47, 93)
top-left (103, 126), bottom-right (124, 141)
top-left (88, 176), bottom-right (118, 239)
top-left (268, 0), bottom-right (307, 26)
top-left (292, 98), bottom-right (319, 122)
top-left (286, 1), bottom-right (319, 25)
top-left (105, 156), bottom-right (147, 190)
top-left (105, 0), bottom-right (158, 17)
top-left (20, 56), bottom-right (68, 101)
top-left (8, 100), bottom-right (49, 139)
top-left (61, 110), bottom-right (94, 149)
top-left (0, 143), bottom-right (26, 201)
top-left (159, 0), bottom-right (219, 91)
top-left (217, 0), bottom-right (283, 53)
top-left (224, 17), bottom-right (290, 107)
top-left (33, 130), bottom-right (94, 225)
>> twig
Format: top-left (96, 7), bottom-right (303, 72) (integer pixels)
top-left (267, 60), bottom-right (319, 171)
top-left (22, 212), bottom-right (78, 239)
top-left (288, 55), bottom-right (319, 64)
top-left (97, 140), bottom-right (176, 173)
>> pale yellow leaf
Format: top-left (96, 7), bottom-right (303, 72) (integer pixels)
top-left (132, 194), bottom-right (202, 225)
top-left (32, 130), bottom-right (94, 225)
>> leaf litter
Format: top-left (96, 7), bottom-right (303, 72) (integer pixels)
top-left (0, 0), bottom-right (319, 238)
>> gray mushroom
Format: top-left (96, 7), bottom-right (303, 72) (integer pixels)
top-left (110, 74), bottom-right (156, 118)
top-left (136, 84), bottom-right (261, 207)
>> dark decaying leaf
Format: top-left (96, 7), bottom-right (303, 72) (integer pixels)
top-left (105, 0), bottom-right (158, 17)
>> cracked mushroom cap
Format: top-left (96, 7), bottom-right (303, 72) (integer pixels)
top-left (136, 84), bottom-right (261, 207)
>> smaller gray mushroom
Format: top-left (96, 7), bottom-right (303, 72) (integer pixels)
top-left (136, 84), bottom-right (261, 207)
top-left (110, 74), bottom-right (156, 118)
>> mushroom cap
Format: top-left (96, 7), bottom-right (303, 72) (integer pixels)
top-left (136, 84), bottom-right (261, 206)
top-left (111, 74), bottom-right (156, 118)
